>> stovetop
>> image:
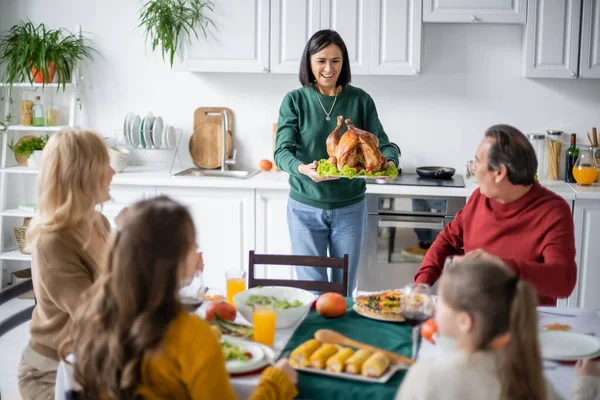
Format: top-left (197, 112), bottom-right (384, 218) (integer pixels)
top-left (368, 173), bottom-right (465, 188)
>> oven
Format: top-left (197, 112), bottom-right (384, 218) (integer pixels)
top-left (357, 193), bottom-right (466, 292)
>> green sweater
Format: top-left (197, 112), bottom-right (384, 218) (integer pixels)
top-left (274, 85), bottom-right (399, 210)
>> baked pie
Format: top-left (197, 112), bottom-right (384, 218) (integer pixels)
top-left (353, 290), bottom-right (405, 322)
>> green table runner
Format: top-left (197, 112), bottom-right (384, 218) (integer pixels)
top-left (280, 298), bottom-right (413, 400)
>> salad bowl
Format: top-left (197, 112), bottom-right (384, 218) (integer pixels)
top-left (233, 286), bottom-right (315, 329)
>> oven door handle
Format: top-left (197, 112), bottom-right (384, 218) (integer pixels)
top-left (378, 219), bottom-right (445, 230)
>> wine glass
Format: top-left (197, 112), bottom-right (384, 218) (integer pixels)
top-left (401, 283), bottom-right (434, 325)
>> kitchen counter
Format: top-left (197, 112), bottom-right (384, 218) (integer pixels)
top-left (111, 166), bottom-right (585, 200)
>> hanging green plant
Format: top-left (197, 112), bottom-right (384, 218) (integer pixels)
top-left (138, 0), bottom-right (215, 68)
top-left (0, 20), bottom-right (97, 90)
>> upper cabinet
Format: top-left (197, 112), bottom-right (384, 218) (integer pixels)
top-left (522, 0), bottom-right (600, 79)
top-left (178, 0), bottom-right (270, 73)
top-left (270, 0), bottom-right (322, 74)
top-left (423, 0), bottom-right (527, 24)
top-left (523, 0), bottom-right (581, 78)
top-left (179, 0), bottom-right (421, 76)
top-left (369, 0), bottom-right (422, 75)
top-left (321, 0), bottom-right (422, 75)
top-left (580, 0), bottom-right (600, 78)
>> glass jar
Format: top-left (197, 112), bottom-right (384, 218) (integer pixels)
top-left (573, 147), bottom-right (599, 186)
top-left (527, 134), bottom-right (546, 180)
top-left (46, 104), bottom-right (60, 126)
top-left (546, 130), bottom-right (563, 180)
top-left (20, 100), bottom-right (34, 126)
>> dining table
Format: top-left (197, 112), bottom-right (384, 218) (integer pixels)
top-left (227, 302), bottom-right (600, 400)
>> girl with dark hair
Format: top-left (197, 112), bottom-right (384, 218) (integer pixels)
top-left (61, 196), bottom-right (297, 399)
top-left (397, 259), bottom-right (600, 400)
top-left (274, 29), bottom-right (400, 296)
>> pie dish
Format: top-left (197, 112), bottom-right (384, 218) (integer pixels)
top-left (353, 290), bottom-right (405, 322)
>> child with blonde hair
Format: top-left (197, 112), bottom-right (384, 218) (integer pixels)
top-left (397, 260), bottom-right (600, 400)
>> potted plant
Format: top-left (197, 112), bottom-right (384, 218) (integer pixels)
top-left (138, 0), bottom-right (215, 68)
top-left (8, 134), bottom-right (49, 168)
top-left (0, 20), bottom-right (97, 90)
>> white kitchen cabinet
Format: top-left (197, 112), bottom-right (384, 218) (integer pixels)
top-left (178, 0), bottom-right (270, 73)
top-left (580, 0), bottom-right (600, 79)
top-left (571, 199), bottom-right (600, 310)
top-left (254, 190), bottom-right (293, 280)
top-left (321, 0), bottom-right (422, 75)
top-left (369, 0), bottom-right (422, 75)
top-left (101, 185), bottom-right (157, 228)
top-left (158, 187), bottom-right (255, 293)
top-left (270, 0), bottom-right (322, 74)
top-left (423, 0), bottom-right (526, 24)
top-left (523, 0), bottom-right (582, 78)
top-left (321, 0), bottom-right (371, 75)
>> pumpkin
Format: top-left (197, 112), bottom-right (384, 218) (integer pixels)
top-left (316, 293), bottom-right (347, 318)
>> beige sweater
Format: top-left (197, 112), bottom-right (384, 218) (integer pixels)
top-left (27, 212), bottom-right (110, 363)
top-left (396, 351), bottom-right (600, 400)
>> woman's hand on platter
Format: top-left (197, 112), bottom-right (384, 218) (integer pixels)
top-left (298, 161), bottom-right (339, 183)
top-left (275, 359), bottom-right (298, 385)
top-left (378, 161), bottom-right (397, 181)
top-left (576, 359), bottom-right (600, 377)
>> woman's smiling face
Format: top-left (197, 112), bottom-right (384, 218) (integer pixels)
top-left (310, 44), bottom-right (343, 93)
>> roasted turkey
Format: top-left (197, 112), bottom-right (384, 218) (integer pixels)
top-left (326, 116), bottom-right (387, 172)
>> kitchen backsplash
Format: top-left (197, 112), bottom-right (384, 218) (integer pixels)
top-left (2, 1), bottom-right (599, 174)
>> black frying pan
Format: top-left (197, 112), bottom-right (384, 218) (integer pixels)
top-left (416, 166), bottom-right (456, 180)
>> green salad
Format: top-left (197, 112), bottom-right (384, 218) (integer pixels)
top-left (245, 295), bottom-right (303, 310)
top-left (221, 341), bottom-right (251, 362)
top-left (317, 159), bottom-right (398, 179)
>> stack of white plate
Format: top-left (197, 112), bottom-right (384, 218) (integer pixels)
top-left (122, 112), bottom-right (177, 149)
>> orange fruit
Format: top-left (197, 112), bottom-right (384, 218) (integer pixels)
top-left (259, 159), bottom-right (273, 171)
top-left (316, 293), bottom-right (347, 318)
top-left (421, 318), bottom-right (438, 344)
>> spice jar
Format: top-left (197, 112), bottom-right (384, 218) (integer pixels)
top-left (546, 130), bottom-right (562, 180)
top-left (20, 100), bottom-right (34, 126)
top-left (527, 134), bottom-right (546, 180)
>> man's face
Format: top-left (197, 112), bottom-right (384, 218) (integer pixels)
top-left (472, 137), bottom-right (500, 198)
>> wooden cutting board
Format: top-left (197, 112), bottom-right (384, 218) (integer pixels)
top-left (190, 107), bottom-right (233, 169)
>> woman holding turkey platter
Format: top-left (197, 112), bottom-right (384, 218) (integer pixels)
top-left (274, 29), bottom-right (400, 297)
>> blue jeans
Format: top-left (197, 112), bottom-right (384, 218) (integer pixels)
top-left (287, 198), bottom-right (367, 296)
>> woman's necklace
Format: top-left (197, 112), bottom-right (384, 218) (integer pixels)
top-left (314, 86), bottom-right (339, 121)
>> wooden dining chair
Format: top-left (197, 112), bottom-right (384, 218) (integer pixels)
top-left (248, 250), bottom-right (349, 296)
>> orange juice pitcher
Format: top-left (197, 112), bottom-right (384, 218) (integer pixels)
top-left (226, 270), bottom-right (247, 307)
top-left (573, 147), bottom-right (599, 186)
top-left (253, 303), bottom-right (276, 346)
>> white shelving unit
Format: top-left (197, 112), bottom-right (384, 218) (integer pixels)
top-left (0, 26), bottom-right (81, 287)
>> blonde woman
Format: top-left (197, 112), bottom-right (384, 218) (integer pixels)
top-left (18, 131), bottom-right (115, 400)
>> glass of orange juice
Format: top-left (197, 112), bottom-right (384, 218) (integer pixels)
top-left (226, 270), bottom-right (247, 307)
top-left (252, 303), bottom-right (276, 346)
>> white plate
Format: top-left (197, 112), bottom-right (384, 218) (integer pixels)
top-left (139, 117), bottom-right (147, 148)
top-left (539, 331), bottom-right (600, 361)
top-left (143, 112), bottom-right (155, 149)
top-left (122, 113), bottom-right (135, 145)
top-left (129, 115), bottom-right (142, 148)
top-left (222, 336), bottom-right (266, 374)
top-left (152, 116), bottom-right (164, 149)
top-left (295, 361), bottom-right (403, 384)
top-left (165, 125), bottom-right (176, 149)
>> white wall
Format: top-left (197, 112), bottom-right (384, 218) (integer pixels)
top-left (2, 0), bottom-right (600, 174)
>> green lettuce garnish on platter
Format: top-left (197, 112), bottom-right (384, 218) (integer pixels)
top-left (317, 159), bottom-right (398, 180)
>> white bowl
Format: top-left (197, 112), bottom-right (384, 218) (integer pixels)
top-left (233, 286), bottom-right (315, 329)
top-left (108, 146), bottom-right (129, 173)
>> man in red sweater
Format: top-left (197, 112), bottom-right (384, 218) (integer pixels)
top-left (415, 125), bottom-right (576, 306)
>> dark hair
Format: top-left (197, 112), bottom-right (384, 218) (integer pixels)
top-left (61, 196), bottom-right (196, 399)
top-left (441, 260), bottom-right (546, 400)
top-left (484, 124), bottom-right (537, 186)
top-left (299, 29), bottom-right (351, 87)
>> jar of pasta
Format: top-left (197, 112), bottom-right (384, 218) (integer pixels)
top-left (20, 100), bottom-right (34, 126)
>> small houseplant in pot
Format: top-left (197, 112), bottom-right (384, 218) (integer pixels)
top-left (138, 0), bottom-right (215, 68)
top-left (8, 134), bottom-right (49, 168)
top-left (0, 20), bottom-right (97, 89)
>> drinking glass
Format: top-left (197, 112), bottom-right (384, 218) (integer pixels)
top-left (226, 270), bottom-right (247, 307)
top-left (401, 283), bottom-right (434, 325)
top-left (179, 271), bottom-right (205, 312)
top-left (444, 256), bottom-right (455, 270)
top-left (252, 303), bottom-right (276, 346)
